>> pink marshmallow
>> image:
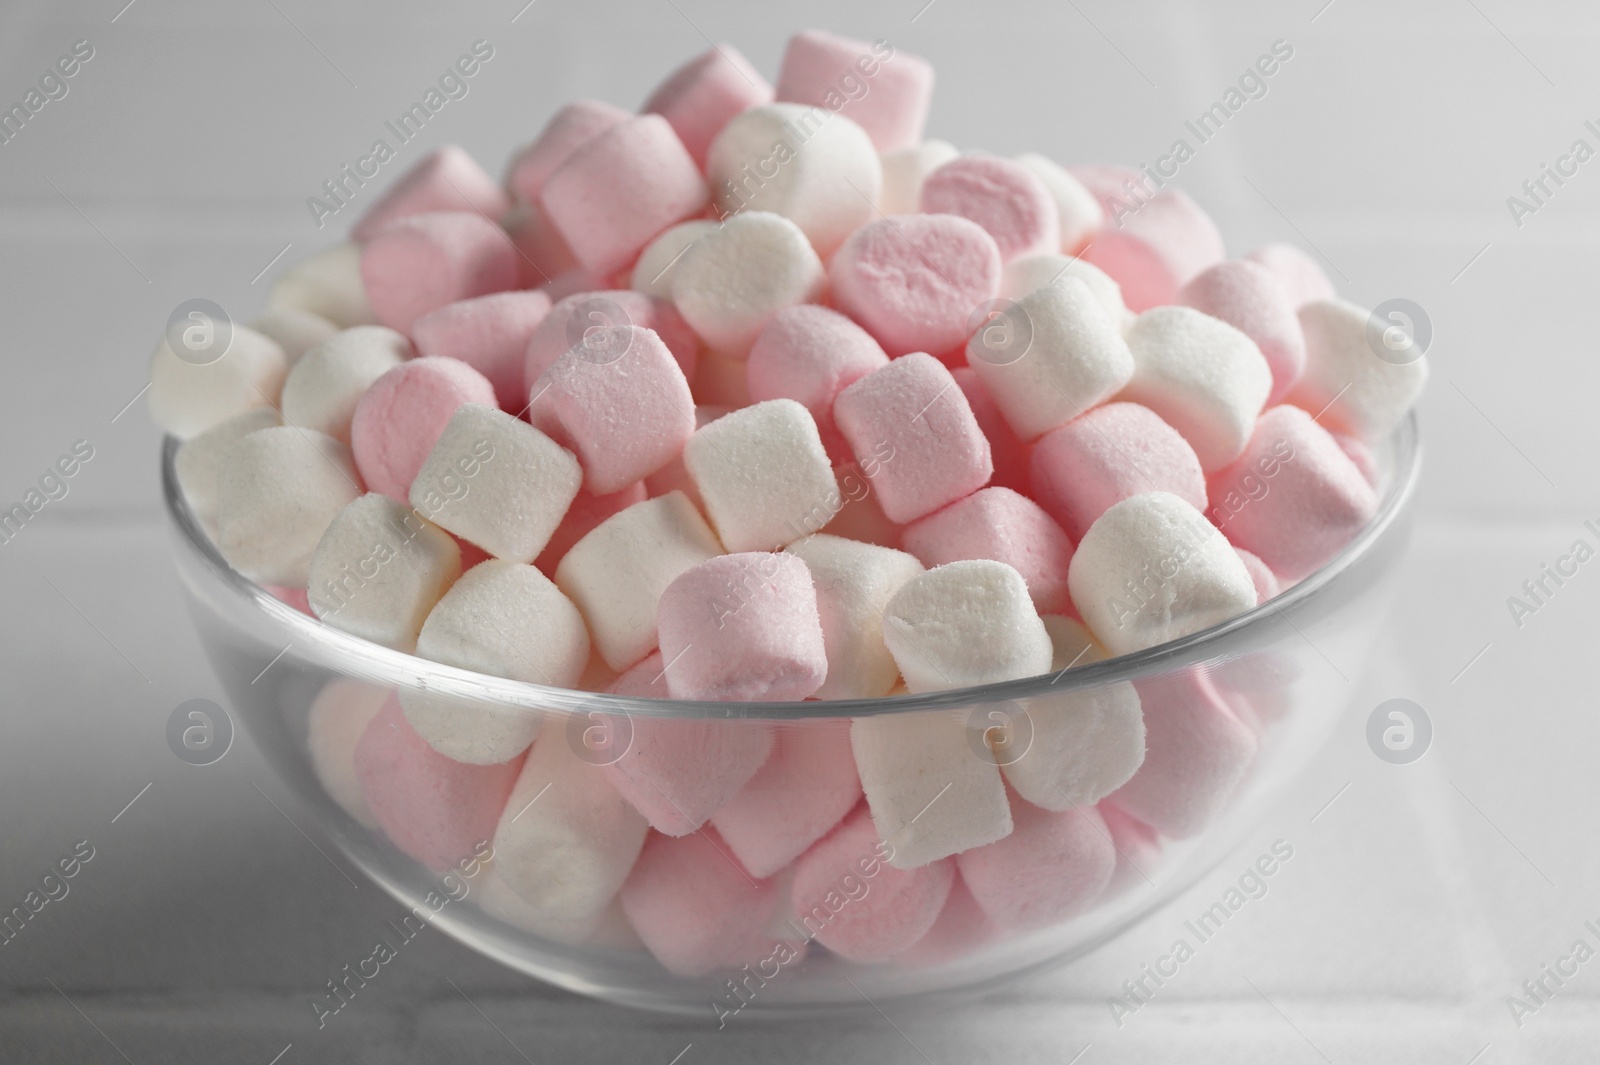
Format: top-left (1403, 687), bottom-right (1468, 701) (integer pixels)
top-left (952, 367), bottom-right (1030, 494)
top-left (525, 290), bottom-right (698, 389)
top-left (620, 827), bottom-right (787, 976)
top-left (350, 356), bottom-right (497, 500)
top-left (745, 305), bottom-right (890, 462)
top-left (264, 583), bottom-right (313, 615)
top-left (957, 797), bottom-right (1115, 931)
top-left (1099, 801), bottom-right (1163, 897)
top-left (1180, 260), bottom-right (1307, 404)
top-left (1066, 164), bottom-right (1147, 217)
top-left (898, 875), bottom-right (997, 967)
top-left (919, 154), bottom-right (1060, 263)
top-left (903, 487), bottom-right (1075, 615)
top-left (710, 721), bottom-right (862, 878)
top-left (774, 31), bottom-right (933, 152)
top-left (538, 114), bottom-right (709, 276)
top-left (410, 290), bottom-right (551, 411)
top-left (534, 481), bottom-right (649, 575)
top-left (505, 100), bottom-right (630, 204)
top-left (1244, 242), bottom-right (1336, 308)
top-left (655, 553), bottom-right (830, 702)
top-left (361, 211), bottom-right (520, 333)
top-left (789, 803), bottom-right (953, 963)
top-left (351, 146), bottom-right (508, 243)
top-left (353, 694), bottom-right (523, 871)
top-left (1029, 402), bottom-right (1208, 541)
top-left (1082, 189), bottom-right (1225, 311)
top-left (833, 352), bottom-right (993, 524)
top-left (540, 268), bottom-right (609, 303)
top-left (643, 44), bottom-right (773, 167)
top-left (1207, 404), bottom-right (1377, 581)
top-left (1234, 547), bottom-right (1281, 603)
top-left (529, 324), bottom-right (696, 494)
top-left (1108, 669), bottom-right (1257, 838)
top-left (1333, 430), bottom-right (1380, 487)
top-left (829, 214), bottom-right (1002, 360)
top-left (501, 201), bottom-right (579, 288)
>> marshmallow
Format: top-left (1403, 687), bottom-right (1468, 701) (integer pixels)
top-left (1081, 189), bottom-right (1225, 311)
top-left (656, 552), bottom-right (829, 702)
top-left (1068, 492), bottom-right (1258, 657)
top-left (148, 325), bottom-right (288, 439)
top-left (899, 875), bottom-right (996, 967)
top-left (951, 368), bottom-right (1030, 494)
top-left (642, 405), bottom-right (728, 508)
top-left (354, 694), bottom-right (523, 871)
top-left (352, 146), bottom-right (509, 242)
top-left (174, 407), bottom-right (281, 528)
top-left (784, 534), bottom-right (924, 699)
top-left (1234, 547), bottom-right (1280, 603)
top-left (1108, 669), bottom-right (1257, 838)
top-left (1289, 299), bottom-right (1428, 441)
top-left (852, 708), bottom-right (1013, 869)
top-left (1180, 260), bottom-right (1306, 404)
top-left (644, 44), bottom-right (774, 167)
top-left (999, 253), bottom-right (1125, 323)
top-left (554, 492), bottom-right (722, 671)
top-left (409, 403), bottom-right (581, 565)
top-left (307, 678), bottom-right (390, 828)
top-left (501, 200), bottom-right (579, 287)
top-left (957, 799), bottom-right (1115, 931)
top-left (1029, 401), bottom-right (1208, 541)
top-left (834, 352), bottom-right (994, 524)
top-left (478, 878), bottom-right (643, 950)
top-left (216, 426), bottom-right (361, 585)
top-left (535, 481), bottom-right (648, 575)
top-left (790, 803), bottom-right (953, 962)
top-left (1122, 306), bottom-right (1273, 471)
top-left (878, 139), bottom-right (959, 215)
top-left (711, 721), bottom-right (862, 878)
top-left (707, 103), bottom-right (882, 257)
top-left (280, 325), bottom-right (412, 443)
top-left (361, 212), bottom-right (520, 333)
top-left (1244, 242), bottom-right (1336, 308)
top-left (401, 559), bottom-right (590, 764)
top-left (1099, 801), bottom-right (1163, 896)
top-left (1207, 404), bottom-right (1378, 581)
top-left (1334, 430), bottom-right (1380, 487)
top-left (775, 31), bottom-right (933, 152)
top-left (903, 488), bottom-right (1076, 615)
top-left (829, 213), bottom-right (1002, 359)
top-left (671, 212), bottom-right (826, 355)
top-left (1014, 153), bottom-right (1103, 253)
top-left (266, 583), bottom-right (313, 615)
top-left (489, 727), bottom-right (649, 942)
top-left (1065, 163), bottom-right (1146, 217)
top-left (602, 654), bottom-right (776, 834)
top-left (505, 100), bottom-right (631, 204)
top-left (630, 220), bottom-right (717, 299)
top-left (246, 307), bottom-right (338, 366)
top-left (268, 243), bottom-right (377, 328)
top-left (683, 399), bottom-right (840, 551)
top-left (524, 290), bottom-right (699, 388)
top-left (307, 493), bottom-right (462, 652)
top-left (351, 356), bottom-right (497, 499)
top-left (746, 304), bottom-right (890, 460)
top-left (883, 559), bottom-right (1053, 693)
top-left (964, 275), bottom-right (1135, 441)
top-left (920, 154), bottom-right (1060, 262)
top-left (529, 325), bottom-right (696, 494)
top-left (540, 114), bottom-right (709, 276)
top-left (410, 290), bottom-right (553, 411)
top-left (817, 461), bottom-right (902, 549)
top-left (620, 827), bottom-right (787, 976)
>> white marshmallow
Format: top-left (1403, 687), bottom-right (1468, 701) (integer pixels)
top-left (216, 426), bottom-right (362, 585)
top-left (883, 559), bottom-right (1053, 693)
top-left (998, 616), bottom-right (1146, 811)
top-left (785, 533), bottom-right (924, 699)
top-left (490, 729), bottom-right (650, 943)
top-left (852, 708), bottom-right (1013, 869)
top-left (478, 876), bottom-right (643, 949)
top-left (1291, 299), bottom-right (1429, 441)
top-left (1014, 153), bottom-right (1103, 252)
top-left (306, 678), bottom-right (389, 828)
top-left (683, 399), bottom-right (841, 552)
top-left (965, 276), bottom-right (1135, 441)
top-left (630, 219), bottom-right (718, 299)
top-left (1068, 492), bottom-right (1258, 656)
top-left (246, 307), bottom-right (339, 365)
top-left (306, 493), bottom-right (461, 652)
top-left (670, 212), bottom-right (826, 355)
top-left (554, 491), bottom-right (722, 671)
top-left (280, 326), bottom-right (412, 443)
top-left (267, 243), bottom-right (377, 328)
top-left (175, 407), bottom-right (281, 529)
top-left (878, 139), bottom-right (959, 215)
top-left (409, 403), bottom-right (581, 565)
top-left (1122, 306), bottom-right (1273, 471)
top-left (706, 103), bottom-right (882, 257)
top-left (999, 254), bottom-right (1125, 324)
top-left (148, 325), bottom-right (288, 439)
top-left (401, 560), bottom-right (590, 765)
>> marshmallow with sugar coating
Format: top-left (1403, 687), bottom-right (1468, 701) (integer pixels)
top-left (216, 426), bottom-right (361, 586)
top-left (1289, 298), bottom-right (1428, 442)
top-left (784, 533), bottom-right (923, 700)
top-left (360, 212), bottom-right (520, 333)
top-left (1081, 189), bottom-right (1224, 312)
top-left (268, 243), bottom-right (376, 328)
top-left (1180, 260), bottom-right (1306, 404)
top-left (351, 356), bottom-right (497, 500)
top-left (1245, 242), bottom-right (1335, 308)
top-left (878, 139), bottom-right (958, 215)
top-left (746, 304), bottom-right (889, 460)
top-left (410, 290), bottom-right (553, 411)
top-left (957, 798), bottom-right (1115, 931)
top-left (148, 325), bottom-right (287, 440)
top-left (630, 220), bottom-right (717, 299)
top-left (775, 31), bottom-right (932, 152)
top-left (644, 44), bottom-right (773, 167)
top-left (999, 253), bottom-right (1125, 323)
top-left (175, 407), bottom-right (281, 527)
top-left (524, 289), bottom-right (699, 388)
top-left (247, 307), bottom-right (338, 366)
top-left (903, 487), bottom-right (1076, 616)
top-left (281, 325), bottom-right (412, 443)
top-left (1014, 153), bottom-right (1103, 253)
top-left (670, 211), bottom-right (825, 355)
top-left (352, 145), bottom-right (509, 242)
top-left (920, 154), bottom-right (1060, 262)
top-left (952, 367), bottom-right (1030, 494)
top-left (307, 678), bottom-right (390, 828)
top-left (505, 100), bottom-right (630, 204)
top-left (882, 559), bottom-right (1053, 693)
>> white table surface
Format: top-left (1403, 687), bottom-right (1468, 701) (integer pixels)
top-left (2, 1), bottom-right (1598, 1061)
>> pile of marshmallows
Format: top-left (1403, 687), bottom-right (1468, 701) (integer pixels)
top-left (152, 31), bottom-right (1426, 974)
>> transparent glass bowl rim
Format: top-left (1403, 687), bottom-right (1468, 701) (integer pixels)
top-left (162, 412), bottom-right (1420, 721)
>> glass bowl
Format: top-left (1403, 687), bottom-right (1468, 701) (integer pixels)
top-left (161, 412), bottom-right (1420, 1016)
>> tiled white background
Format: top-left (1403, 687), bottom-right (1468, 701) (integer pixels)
top-left (0, 1), bottom-right (1596, 1061)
